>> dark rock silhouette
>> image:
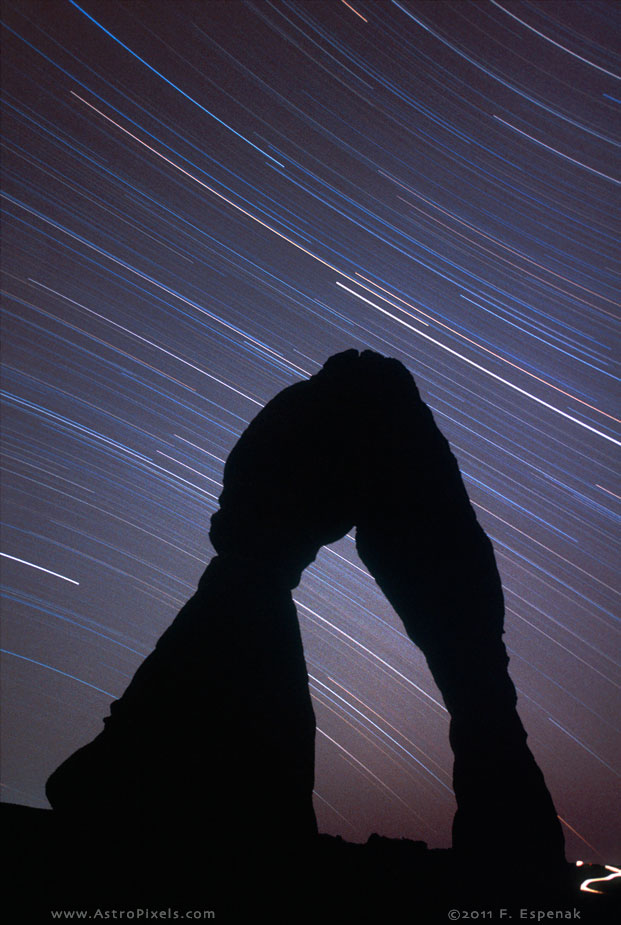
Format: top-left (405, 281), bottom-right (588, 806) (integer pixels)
top-left (3, 804), bottom-right (619, 923)
top-left (8, 349), bottom-right (584, 916)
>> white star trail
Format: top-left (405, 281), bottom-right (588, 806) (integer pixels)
top-left (0, 553), bottom-right (80, 586)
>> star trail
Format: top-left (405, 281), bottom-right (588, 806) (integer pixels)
top-left (1, 0), bottom-right (619, 864)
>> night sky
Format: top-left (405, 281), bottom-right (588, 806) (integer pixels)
top-left (1, 0), bottom-right (619, 865)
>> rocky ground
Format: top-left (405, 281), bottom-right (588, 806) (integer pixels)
top-left (2, 804), bottom-right (618, 924)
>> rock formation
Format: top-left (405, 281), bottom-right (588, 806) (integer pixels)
top-left (46, 349), bottom-right (565, 889)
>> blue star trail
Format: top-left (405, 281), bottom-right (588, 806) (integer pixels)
top-left (1, 0), bottom-right (619, 863)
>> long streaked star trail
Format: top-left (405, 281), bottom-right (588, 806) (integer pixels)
top-left (1, 0), bottom-right (619, 863)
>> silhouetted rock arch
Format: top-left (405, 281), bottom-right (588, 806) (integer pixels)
top-left (46, 349), bottom-right (565, 894)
